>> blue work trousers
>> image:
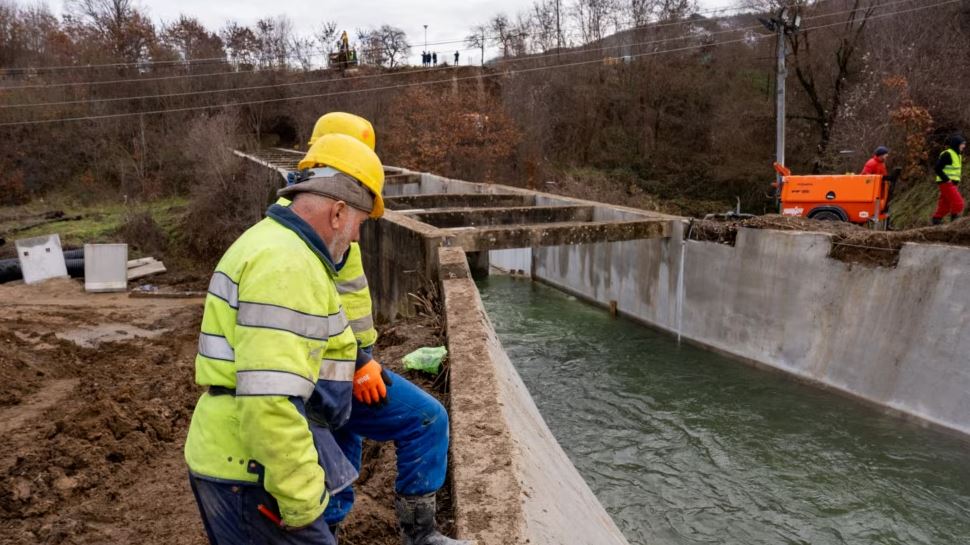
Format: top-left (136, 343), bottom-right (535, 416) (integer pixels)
top-left (189, 475), bottom-right (336, 545)
top-left (323, 369), bottom-right (449, 525)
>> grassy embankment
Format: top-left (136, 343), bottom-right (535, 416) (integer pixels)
top-left (0, 197), bottom-right (188, 261)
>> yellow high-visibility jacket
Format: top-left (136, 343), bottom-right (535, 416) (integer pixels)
top-left (336, 243), bottom-right (377, 349)
top-left (276, 196), bottom-right (377, 349)
top-left (936, 148), bottom-right (963, 183)
top-left (185, 204), bottom-right (358, 528)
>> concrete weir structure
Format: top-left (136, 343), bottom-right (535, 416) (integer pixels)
top-left (237, 148), bottom-right (970, 543)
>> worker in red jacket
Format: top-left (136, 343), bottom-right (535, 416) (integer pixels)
top-left (861, 146), bottom-right (889, 176)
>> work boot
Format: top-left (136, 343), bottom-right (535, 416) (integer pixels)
top-left (394, 493), bottom-right (475, 545)
top-left (951, 214), bottom-right (961, 222)
top-left (931, 217), bottom-right (942, 225)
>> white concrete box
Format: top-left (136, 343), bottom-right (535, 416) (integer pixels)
top-left (84, 243), bottom-right (129, 292)
top-left (15, 234), bottom-right (68, 284)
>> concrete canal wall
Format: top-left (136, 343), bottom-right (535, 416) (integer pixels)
top-left (492, 221), bottom-right (970, 438)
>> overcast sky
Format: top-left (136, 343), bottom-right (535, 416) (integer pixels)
top-left (130, 0), bottom-right (742, 65)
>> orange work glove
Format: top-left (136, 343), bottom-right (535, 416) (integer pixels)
top-left (353, 360), bottom-right (392, 406)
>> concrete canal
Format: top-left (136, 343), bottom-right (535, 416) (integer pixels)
top-left (479, 275), bottom-right (970, 545)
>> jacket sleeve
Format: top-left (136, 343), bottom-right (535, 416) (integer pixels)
top-left (233, 252), bottom-right (334, 528)
top-left (936, 152), bottom-right (952, 181)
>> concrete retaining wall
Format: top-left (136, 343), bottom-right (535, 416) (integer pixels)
top-left (439, 247), bottom-right (630, 545)
top-left (382, 170), bottom-right (970, 437)
top-left (501, 226), bottom-right (970, 438)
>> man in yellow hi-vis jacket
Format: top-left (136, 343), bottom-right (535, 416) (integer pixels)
top-left (184, 133), bottom-right (384, 544)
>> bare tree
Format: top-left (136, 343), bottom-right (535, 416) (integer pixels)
top-left (786, 0), bottom-right (877, 166)
top-left (529, 0), bottom-right (559, 52)
top-left (360, 25), bottom-right (409, 68)
top-left (64, 0), bottom-right (156, 65)
top-left (254, 15), bottom-right (294, 68)
top-left (161, 15), bottom-right (224, 62)
top-left (491, 14), bottom-right (524, 58)
top-left (289, 35), bottom-right (316, 70)
top-left (315, 20), bottom-right (339, 54)
top-left (221, 21), bottom-right (258, 68)
top-left (656, 0), bottom-right (696, 21)
top-left (570, 0), bottom-right (621, 44)
top-left (466, 24), bottom-right (488, 65)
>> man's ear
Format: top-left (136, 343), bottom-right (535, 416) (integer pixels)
top-left (330, 200), bottom-right (348, 228)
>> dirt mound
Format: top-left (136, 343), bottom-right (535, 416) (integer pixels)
top-left (0, 301), bottom-right (201, 544)
top-left (691, 214), bottom-right (970, 267)
top-left (0, 277), bottom-right (452, 545)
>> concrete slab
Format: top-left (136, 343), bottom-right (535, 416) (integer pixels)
top-left (442, 219), bottom-right (670, 252)
top-left (16, 234), bottom-right (68, 285)
top-left (386, 193), bottom-right (535, 210)
top-left (127, 260), bottom-right (167, 280)
top-left (407, 205), bottom-right (594, 228)
top-left (84, 243), bottom-right (128, 292)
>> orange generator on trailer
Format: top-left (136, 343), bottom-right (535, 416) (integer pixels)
top-left (774, 163), bottom-right (898, 225)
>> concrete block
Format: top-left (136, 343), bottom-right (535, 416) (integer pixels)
top-left (127, 260), bottom-right (167, 280)
top-left (15, 234), bottom-right (68, 284)
top-left (84, 244), bottom-right (128, 292)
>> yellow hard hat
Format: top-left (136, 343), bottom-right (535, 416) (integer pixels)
top-left (298, 133), bottom-right (385, 218)
top-left (308, 112), bottom-right (376, 150)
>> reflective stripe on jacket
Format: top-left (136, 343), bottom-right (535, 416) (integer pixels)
top-left (185, 206), bottom-right (358, 528)
top-left (936, 149), bottom-right (962, 183)
top-left (336, 243), bottom-right (377, 349)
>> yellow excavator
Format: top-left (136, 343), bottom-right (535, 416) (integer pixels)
top-left (328, 30), bottom-right (358, 70)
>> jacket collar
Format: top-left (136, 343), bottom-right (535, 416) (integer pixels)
top-left (265, 203), bottom-right (347, 273)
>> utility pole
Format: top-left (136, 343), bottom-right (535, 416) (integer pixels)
top-left (775, 22), bottom-right (786, 208)
top-left (423, 24), bottom-right (428, 53)
top-left (759, 8), bottom-right (801, 210)
top-left (555, 0), bottom-right (562, 51)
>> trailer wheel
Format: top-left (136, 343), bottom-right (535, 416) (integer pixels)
top-left (811, 210), bottom-right (842, 221)
top-left (808, 207), bottom-right (848, 222)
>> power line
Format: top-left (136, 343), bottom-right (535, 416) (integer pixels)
top-left (0, 0), bottom-right (951, 127)
top-left (0, 0), bottom-right (822, 91)
top-left (0, 0), bottom-right (908, 109)
top-left (0, 37), bottom-right (760, 127)
top-left (0, 1), bottom-right (763, 86)
top-left (0, 23), bottom-right (768, 110)
top-left (0, 35), bottom-right (488, 76)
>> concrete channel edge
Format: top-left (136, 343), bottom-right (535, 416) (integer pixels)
top-left (439, 246), bottom-right (631, 545)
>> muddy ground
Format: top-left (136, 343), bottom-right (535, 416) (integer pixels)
top-left (0, 277), bottom-right (450, 545)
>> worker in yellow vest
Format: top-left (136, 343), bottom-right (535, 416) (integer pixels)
top-left (184, 134), bottom-right (383, 544)
top-left (932, 134), bottom-right (965, 224)
top-left (297, 113), bottom-right (470, 545)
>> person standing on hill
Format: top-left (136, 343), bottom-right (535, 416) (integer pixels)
top-left (932, 135), bottom-right (965, 225)
top-left (861, 146), bottom-right (889, 176)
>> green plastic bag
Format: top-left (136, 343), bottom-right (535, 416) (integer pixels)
top-left (402, 346), bottom-right (448, 375)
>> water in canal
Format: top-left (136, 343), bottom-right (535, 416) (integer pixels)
top-left (478, 276), bottom-right (970, 545)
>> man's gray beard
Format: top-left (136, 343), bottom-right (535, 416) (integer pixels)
top-left (328, 238), bottom-right (349, 262)
top-left (327, 221), bottom-right (355, 262)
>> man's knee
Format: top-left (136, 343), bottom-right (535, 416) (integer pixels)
top-left (423, 396), bottom-right (448, 439)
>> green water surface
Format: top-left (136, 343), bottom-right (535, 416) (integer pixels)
top-left (478, 276), bottom-right (970, 545)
